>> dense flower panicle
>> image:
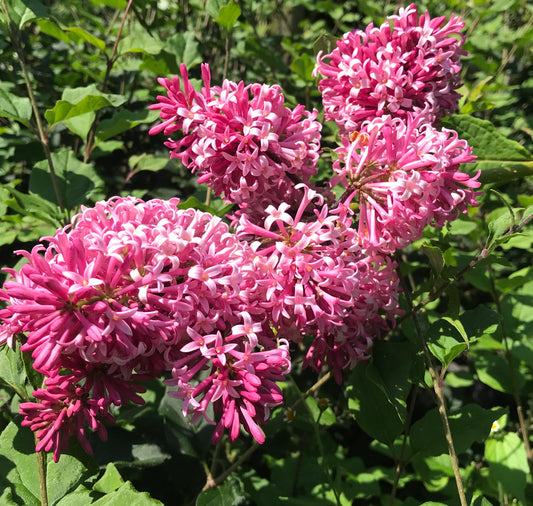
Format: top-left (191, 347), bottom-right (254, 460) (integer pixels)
top-left (149, 63), bottom-right (322, 213)
top-left (19, 367), bottom-right (148, 462)
top-left (332, 113), bottom-right (480, 253)
top-left (235, 184), bottom-right (401, 379)
top-left (315, 3), bottom-right (467, 134)
top-left (0, 197), bottom-right (288, 458)
top-left (1, 3), bottom-right (484, 462)
top-left (303, 254), bottom-right (401, 383)
top-left (168, 336), bottom-right (291, 444)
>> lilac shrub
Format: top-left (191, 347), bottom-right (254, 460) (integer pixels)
top-left (0, 3), bottom-right (481, 462)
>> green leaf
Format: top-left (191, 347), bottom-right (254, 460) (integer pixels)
top-left (63, 111), bottom-right (96, 141)
top-left (96, 109), bottom-right (159, 142)
top-left (0, 422), bottom-right (88, 505)
top-left (472, 350), bottom-right (523, 394)
top-left (312, 33), bottom-right (338, 56)
top-left (65, 26), bottom-right (105, 51)
top-left (2, 184), bottom-right (64, 228)
top-left (460, 305), bottom-right (501, 339)
top-left (421, 245), bottom-right (445, 275)
top-left (54, 485), bottom-right (95, 506)
top-left (0, 342), bottom-right (29, 400)
top-left (470, 494), bottom-right (496, 506)
top-left (0, 85), bottom-right (32, 127)
top-left (215, 0), bottom-right (241, 30)
top-left (485, 433), bottom-right (528, 504)
top-left (427, 318), bottom-right (470, 371)
top-left (36, 18), bottom-right (70, 44)
top-left (129, 154), bottom-right (169, 175)
top-left (88, 0), bottom-right (127, 7)
top-left (305, 397), bottom-right (336, 426)
top-left (30, 148), bottom-right (104, 209)
top-left (45, 85), bottom-right (126, 128)
top-left (205, 0), bottom-right (225, 19)
top-left (410, 405), bottom-right (506, 457)
top-left (5, 0), bottom-right (48, 29)
top-left (290, 54), bottom-right (315, 82)
top-left (91, 481), bottom-right (163, 505)
top-left (93, 463), bottom-right (125, 493)
top-left (119, 31), bottom-right (163, 55)
top-left (196, 478), bottom-right (247, 506)
top-left (163, 32), bottom-right (202, 70)
top-left (347, 341), bottom-right (413, 448)
top-left (442, 115), bottom-right (533, 184)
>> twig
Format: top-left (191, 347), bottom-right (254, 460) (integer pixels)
top-left (202, 370), bottom-right (333, 492)
top-left (399, 272), bottom-right (468, 506)
top-left (84, 0), bottom-right (134, 162)
top-left (1, 0), bottom-right (65, 213)
top-left (35, 438), bottom-right (48, 506)
top-left (401, 210), bottom-right (533, 322)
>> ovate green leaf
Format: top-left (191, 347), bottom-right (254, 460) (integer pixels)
top-left (65, 27), bottom-right (106, 51)
top-left (410, 404), bottom-right (506, 457)
top-left (45, 85), bottom-right (126, 128)
top-left (485, 433), bottom-right (528, 504)
top-left (30, 148), bottom-right (104, 209)
top-left (96, 109), bottom-right (159, 142)
top-left (442, 115), bottom-right (533, 184)
top-left (0, 85), bottom-right (32, 127)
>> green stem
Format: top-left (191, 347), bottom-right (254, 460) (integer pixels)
top-left (291, 373), bottom-right (341, 506)
top-left (84, 0), bottom-right (133, 162)
top-left (400, 272), bottom-right (468, 506)
top-left (1, 0), bottom-right (65, 214)
top-left (35, 437), bottom-right (48, 506)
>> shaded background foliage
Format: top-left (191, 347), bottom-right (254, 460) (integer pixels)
top-left (0, 0), bottom-right (533, 505)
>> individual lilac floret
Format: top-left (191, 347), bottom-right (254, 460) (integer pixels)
top-left (332, 113), bottom-right (480, 254)
top-left (148, 64), bottom-right (321, 217)
top-left (315, 3), bottom-right (467, 134)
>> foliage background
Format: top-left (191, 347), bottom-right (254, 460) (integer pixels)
top-left (1, 0), bottom-right (533, 505)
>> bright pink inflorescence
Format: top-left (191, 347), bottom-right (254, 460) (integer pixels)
top-left (0, 4), bottom-right (481, 462)
top-left (332, 113), bottom-right (480, 253)
top-left (315, 3), bottom-right (467, 135)
top-left (148, 63), bottom-right (321, 222)
top-left (0, 197), bottom-right (289, 460)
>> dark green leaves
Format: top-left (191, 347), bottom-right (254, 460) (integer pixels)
top-left (30, 149), bottom-right (104, 209)
top-left (0, 85), bottom-right (32, 127)
top-left (347, 341), bottom-right (414, 448)
top-left (442, 115), bottom-right (533, 184)
top-left (410, 405), bottom-right (506, 457)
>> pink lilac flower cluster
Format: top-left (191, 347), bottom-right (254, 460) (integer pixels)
top-left (148, 63), bottom-right (321, 221)
top-left (332, 113), bottom-right (480, 253)
top-left (0, 197), bottom-right (290, 460)
top-left (0, 4), bottom-right (481, 463)
top-left (234, 184), bottom-right (400, 383)
top-left (315, 3), bottom-right (467, 135)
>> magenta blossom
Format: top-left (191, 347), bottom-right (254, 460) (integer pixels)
top-left (19, 368), bottom-right (146, 462)
top-left (315, 3), bottom-right (467, 134)
top-left (235, 184), bottom-right (401, 380)
top-left (169, 334), bottom-right (291, 444)
top-left (0, 197), bottom-right (288, 458)
top-left (149, 64), bottom-right (321, 218)
top-left (332, 113), bottom-right (480, 253)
